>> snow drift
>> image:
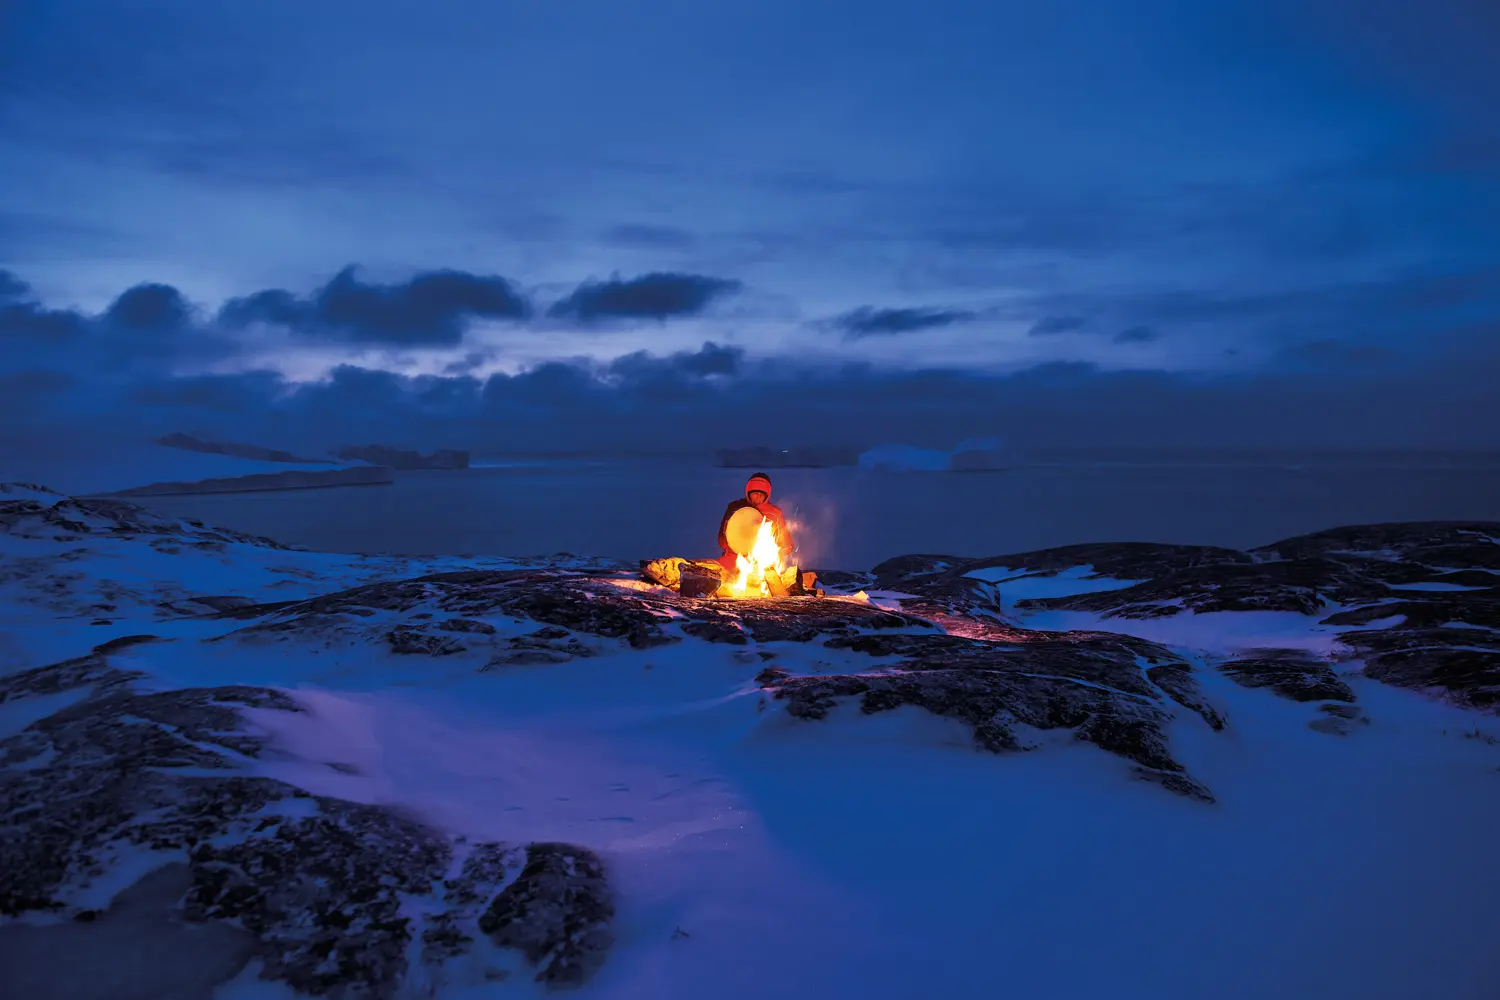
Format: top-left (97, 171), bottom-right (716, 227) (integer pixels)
top-left (1, 489), bottom-right (1497, 1000)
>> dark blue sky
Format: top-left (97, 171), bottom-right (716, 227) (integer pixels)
top-left (1, 0), bottom-right (1497, 457)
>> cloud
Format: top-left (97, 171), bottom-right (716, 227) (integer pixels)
top-left (105, 282), bottom-right (192, 331)
top-left (0, 270), bottom-right (33, 302)
top-left (546, 272), bottom-right (740, 324)
top-left (0, 273), bottom-right (90, 346)
top-left (441, 350), bottom-right (497, 376)
top-left (129, 371), bottom-right (290, 412)
top-left (828, 306), bottom-right (978, 341)
top-left (1281, 338), bottom-right (1391, 367)
top-left (1028, 315), bottom-right (1086, 336)
top-left (1113, 325), bottom-right (1159, 344)
top-left (668, 341), bottom-right (743, 377)
top-left (219, 266), bottom-right (532, 346)
top-left (7, 330), bottom-right (1500, 478)
top-left (601, 224), bottom-right (697, 249)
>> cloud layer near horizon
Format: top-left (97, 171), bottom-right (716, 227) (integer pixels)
top-left (4, 262), bottom-right (1498, 474)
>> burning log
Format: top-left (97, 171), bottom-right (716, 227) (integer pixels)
top-left (763, 565), bottom-right (791, 599)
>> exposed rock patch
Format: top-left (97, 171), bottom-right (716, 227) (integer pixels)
top-left (0, 658), bottom-right (617, 996)
top-left (0, 497), bottom-right (295, 550)
top-left (477, 842), bottom-right (615, 986)
top-left (1218, 649), bottom-right (1357, 703)
top-left (1309, 702), bottom-right (1370, 736)
top-left (1336, 626), bottom-right (1500, 712)
top-left (856, 521), bottom-right (1500, 714)
top-left (757, 628), bottom-right (1221, 801)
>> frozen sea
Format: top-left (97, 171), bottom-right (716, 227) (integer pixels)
top-left (127, 454), bottom-right (1500, 568)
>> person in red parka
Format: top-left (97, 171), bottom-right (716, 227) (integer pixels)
top-left (716, 472), bottom-right (796, 573)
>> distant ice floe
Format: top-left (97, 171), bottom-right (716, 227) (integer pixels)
top-left (856, 436), bottom-right (1011, 472)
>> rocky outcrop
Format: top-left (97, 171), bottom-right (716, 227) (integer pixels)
top-left (100, 465), bottom-right (395, 497)
top-left (332, 444), bottom-right (470, 469)
top-left (0, 496), bottom-right (297, 548)
top-left (6, 484), bottom-right (1499, 997)
top-left (0, 649), bottom-right (616, 996)
top-left (860, 522), bottom-right (1500, 715)
top-left (756, 626), bottom-right (1222, 801)
top-left (1218, 649), bottom-right (1357, 703)
top-left (210, 568), bottom-right (1222, 798)
top-left (155, 432), bottom-right (329, 464)
top-left (477, 843), bottom-right (615, 985)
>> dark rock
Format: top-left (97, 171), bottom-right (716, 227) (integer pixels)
top-left (1218, 649), bottom-right (1356, 703)
top-left (1014, 558), bottom-right (1387, 618)
top-left (679, 561), bottom-right (725, 599)
top-left (681, 620), bottom-right (749, 645)
top-left (477, 843), bottom-right (615, 986)
top-left (957, 542), bottom-right (1252, 583)
top-left (1250, 521), bottom-right (1500, 567)
top-left (0, 652), bottom-right (142, 704)
top-left (868, 554), bottom-right (967, 590)
top-left (1322, 597), bottom-right (1500, 631)
top-left (0, 496), bottom-right (295, 549)
top-left (484, 627), bottom-right (596, 668)
top-left (1146, 663), bottom-right (1227, 730)
top-left (0, 862), bottom-right (258, 1000)
top-left (760, 629), bottom-right (1218, 798)
top-left (0, 664), bottom-right (617, 998)
top-left (185, 798), bottom-right (451, 998)
top-left (93, 633), bottom-right (164, 654)
top-left (161, 594), bottom-right (261, 616)
top-left (485, 649), bottom-right (576, 668)
top-left (1337, 627), bottom-right (1500, 712)
top-left (423, 842), bottom-right (520, 963)
top-left (385, 629), bottom-right (468, 656)
top-left (435, 617), bottom-right (498, 635)
top-left (814, 569), bottom-right (875, 593)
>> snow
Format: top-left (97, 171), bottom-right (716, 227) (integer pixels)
top-left (219, 639), bottom-right (1500, 1000)
top-left (3, 489), bottom-right (1499, 999)
top-left (1391, 581), bottom-right (1491, 592)
top-left (1021, 607), bottom-right (1351, 656)
top-left (965, 562), bottom-right (1148, 610)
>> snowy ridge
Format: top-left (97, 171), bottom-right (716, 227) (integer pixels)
top-left (2, 489), bottom-right (1499, 999)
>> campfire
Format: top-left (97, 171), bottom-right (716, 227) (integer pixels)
top-left (726, 516), bottom-right (787, 598)
top-left (640, 514), bottom-right (821, 600)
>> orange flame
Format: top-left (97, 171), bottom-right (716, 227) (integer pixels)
top-left (724, 516), bottom-right (783, 599)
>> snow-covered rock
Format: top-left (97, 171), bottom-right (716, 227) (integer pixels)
top-left (2, 486), bottom-right (1498, 1000)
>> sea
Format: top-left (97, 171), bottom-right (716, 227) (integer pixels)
top-left (131, 454), bottom-right (1500, 571)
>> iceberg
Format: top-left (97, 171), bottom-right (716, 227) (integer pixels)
top-left (857, 437), bottom-right (1012, 472)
